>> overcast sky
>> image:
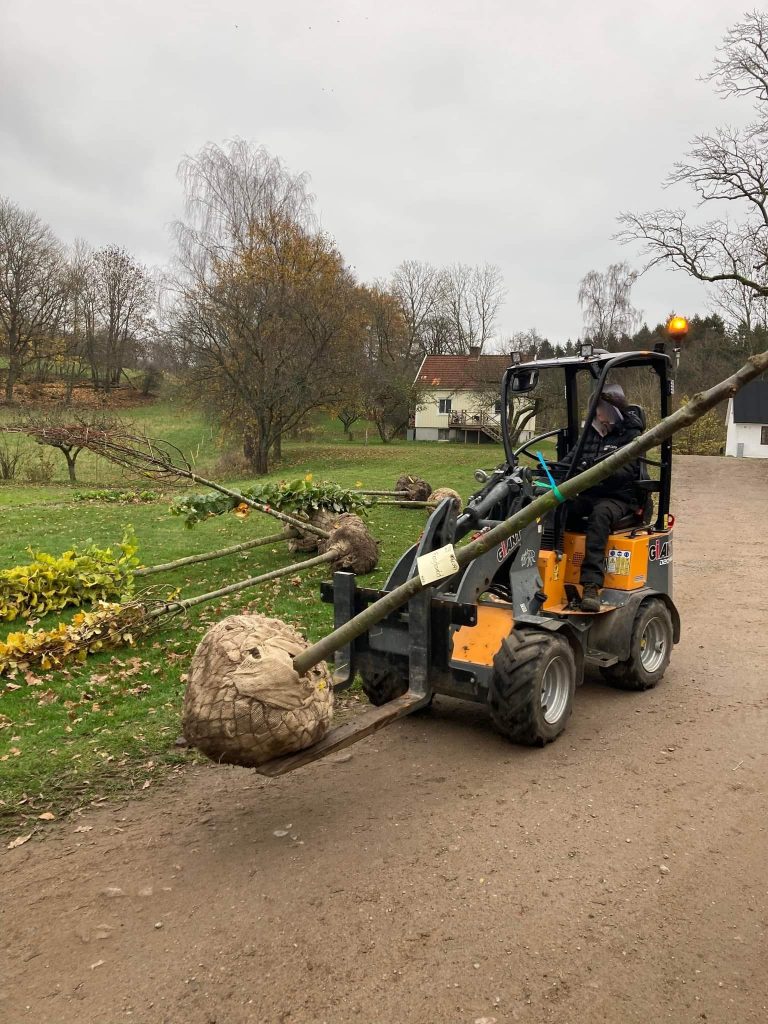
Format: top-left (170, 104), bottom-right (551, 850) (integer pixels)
top-left (0, 0), bottom-right (748, 344)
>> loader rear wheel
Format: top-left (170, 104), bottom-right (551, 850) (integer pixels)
top-left (600, 598), bottom-right (673, 691)
top-left (357, 652), bottom-right (408, 707)
top-left (489, 630), bottom-right (576, 746)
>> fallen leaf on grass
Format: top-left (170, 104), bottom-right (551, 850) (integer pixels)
top-left (7, 833), bottom-right (32, 849)
top-left (74, 825), bottom-right (93, 833)
top-left (141, 780), bottom-right (151, 790)
top-left (38, 812), bottom-right (56, 821)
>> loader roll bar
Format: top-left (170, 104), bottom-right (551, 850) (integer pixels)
top-left (503, 350), bottom-right (674, 531)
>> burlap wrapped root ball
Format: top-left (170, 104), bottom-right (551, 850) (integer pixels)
top-left (395, 474), bottom-right (432, 502)
top-left (318, 513), bottom-right (379, 574)
top-left (286, 510), bottom-right (340, 554)
top-left (429, 487), bottom-right (462, 512)
top-left (183, 614), bottom-right (333, 767)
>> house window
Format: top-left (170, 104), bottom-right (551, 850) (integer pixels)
top-left (494, 401), bottom-right (502, 415)
top-left (437, 428), bottom-right (450, 441)
top-left (761, 425), bottom-right (768, 445)
top-left (438, 398), bottom-right (452, 415)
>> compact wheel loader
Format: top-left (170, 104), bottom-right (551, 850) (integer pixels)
top-left (257, 346), bottom-right (680, 776)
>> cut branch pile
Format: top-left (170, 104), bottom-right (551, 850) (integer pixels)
top-left (0, 599), bottom-right (158, 675)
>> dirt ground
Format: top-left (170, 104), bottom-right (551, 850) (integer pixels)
top-left (2, 455), bottom-right (767, 1024)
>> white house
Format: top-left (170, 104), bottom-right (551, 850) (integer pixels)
top-left (408, 350), bottom-right (536, 444)
top-left (725, 379), bottom-right (768, 458)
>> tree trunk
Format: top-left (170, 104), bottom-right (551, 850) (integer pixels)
top-left (63, 448), bottom-right (78, 485)
top-left (243, 426), bottom-right (269, 474)
top-left (135, 530), bottom-right (290, 576)
top-left (5, 340), bottom-right (20, 402)
top-left (374, 417), bottom-right (390, 443)
top-left (272, 432), bottom-right (282, 461)
top-left (5, 363), bottom-right (16, 403)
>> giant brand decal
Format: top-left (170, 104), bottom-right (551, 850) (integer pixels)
top-left (497, 532), bottom-right (522, 562)
top-left (648, 537), bottom-right (672, 567)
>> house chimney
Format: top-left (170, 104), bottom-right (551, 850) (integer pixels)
top-left (468, 345), bottom-right (481, 357)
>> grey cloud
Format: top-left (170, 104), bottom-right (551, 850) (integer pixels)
top-left (0, 0), bottom-right (744, 340)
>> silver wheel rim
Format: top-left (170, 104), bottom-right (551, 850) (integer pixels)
top-left (639, 616), bottom-right (668, 673)
top-left (541, 654), bottom-right (571, 725)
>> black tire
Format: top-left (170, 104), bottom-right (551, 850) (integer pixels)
top-left (600, 598), bottom-right (673, 691)
top-left (489, 630), bottom-right (576, 746)
top-left (357, 652), bottom-right (408, 707)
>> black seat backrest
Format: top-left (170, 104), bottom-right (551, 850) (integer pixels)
top-left (625, 405), bottom-right (653, 524)
top-left (626, 403), bottom-right (646, 430)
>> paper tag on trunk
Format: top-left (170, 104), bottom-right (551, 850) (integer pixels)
top-left (417, 544), bottom-right (460, 585)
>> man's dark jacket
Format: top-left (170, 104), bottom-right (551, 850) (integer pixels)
top-left (560, 407), bottom-right (644, 505)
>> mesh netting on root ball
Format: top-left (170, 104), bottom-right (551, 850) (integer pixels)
top-left (182, 614), bottom-right (333, 767)
top-left (429, 487), bottom-right (462, 511)
top-left (286, 510), bottom-right (339, 554)
top-left (395, 474), bottom-right (432, 501)
top-left (318, 513), bottom-right (379, 574)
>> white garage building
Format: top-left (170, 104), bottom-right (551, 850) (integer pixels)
top-left (725, 379), bottom-right (768, 458)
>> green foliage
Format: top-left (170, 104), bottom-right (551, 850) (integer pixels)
top-left (0, 532), bottom-right (139, 622)
top-left (170, 476), bottom-right (372, 528)
top-left (674, 396), bottom-right (726, 456)
top-left (73, 488), bottom-right (160, 504)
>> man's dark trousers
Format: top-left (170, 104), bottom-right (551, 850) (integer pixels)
top-left (567, 496), bottom-right (634, 587)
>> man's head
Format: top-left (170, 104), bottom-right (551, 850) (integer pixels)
top-left (592, 383), bottom-right (627, 437)
top-left (600, 383), bottom-right (628, 410)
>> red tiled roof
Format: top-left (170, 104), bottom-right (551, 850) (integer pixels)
top-left (415, 354), bottom-right (510, 390)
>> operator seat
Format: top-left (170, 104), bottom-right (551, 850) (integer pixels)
top-left (615, 403), bottom-right (654, 531)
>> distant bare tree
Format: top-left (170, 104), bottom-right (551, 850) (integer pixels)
top-left (441, 262), bottom-right (505, 353)
top-left (391, 260), bottom-right (441, 361)
top-left (0, 197), bottom-right (65, 402)
top-left (712, 276), bottom-right (768, 355)
top-left (57, 238), bottom-right (93, 401)
top-left (84, 245), bottom-right (153, 392)
top-left (577, 262), bottom-right (640, 346)
top-left (619, 12), bottom-right (768, 303)
top-left (472, 263), bottom-right (507, 352)
top-left (507, 327), bottom-right (549, 360)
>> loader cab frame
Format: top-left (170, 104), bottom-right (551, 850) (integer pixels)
top-left (501, 349), bottom-right (674, 531)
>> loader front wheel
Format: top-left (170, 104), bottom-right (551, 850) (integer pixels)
top-left (357, 652), bottom-right (408, 707)
top-left (489, 630), bottom-right (576, 746)
top-left (600, 598), bottom-right (673, 691)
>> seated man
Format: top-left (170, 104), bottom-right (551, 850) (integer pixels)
top-left (560, 383), bottom-right (643, 612)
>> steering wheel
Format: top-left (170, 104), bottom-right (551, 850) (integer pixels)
top-left (513, 428), bottom-right (561, 467)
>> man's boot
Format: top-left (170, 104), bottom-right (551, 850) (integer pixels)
top-left (580, 584), bottom-right (601, 613)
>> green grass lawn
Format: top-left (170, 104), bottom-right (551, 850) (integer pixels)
top-left (1, 397), bottom-right (551, 833)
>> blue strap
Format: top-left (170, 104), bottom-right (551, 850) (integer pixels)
top-left (536, 451), bottom-right (566, 504)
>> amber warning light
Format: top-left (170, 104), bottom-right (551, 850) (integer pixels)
top-left (666, 316), bottom-right (689, 340)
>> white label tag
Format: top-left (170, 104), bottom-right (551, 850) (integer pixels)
top-left (417, 544), bottom-right (460, 585)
